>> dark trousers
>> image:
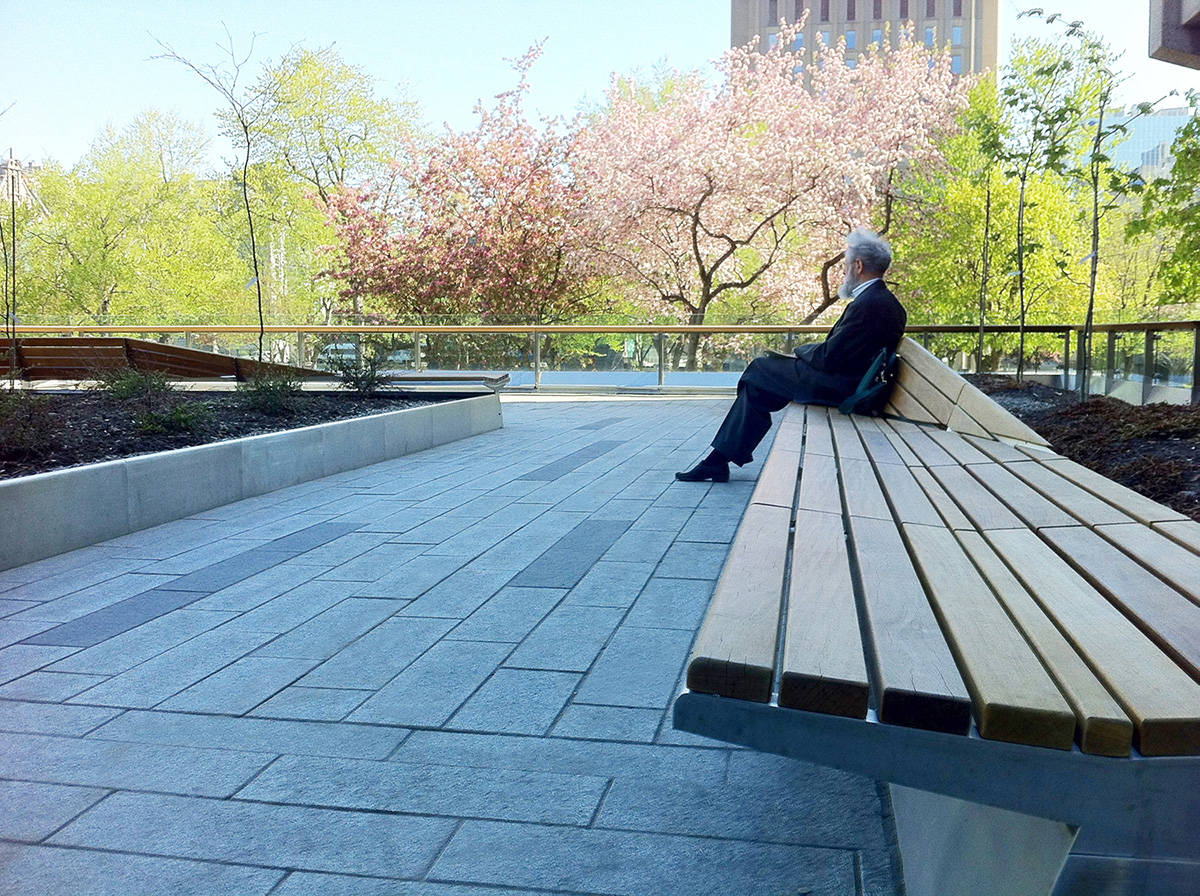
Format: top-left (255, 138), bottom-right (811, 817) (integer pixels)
top-left (712, 356), bottom-right (802, 466)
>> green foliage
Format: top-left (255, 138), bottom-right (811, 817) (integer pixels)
top-left (90, 367), bottom-right (176, 403)
top-left (238, 368), bottom-right (304, 416)
top-left (0, 391), bottom-right (52, 460)
top-left (135, 401), bottom-right (213, 435)
top-left (323, 341), bottom-right (396, 396)
top-left (1135, 107), bottom-right (1200, 305)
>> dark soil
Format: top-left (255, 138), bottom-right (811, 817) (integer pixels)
top-left (968, 376), bottom-right (1200, 523)
top-left (0, 389), bottom-right (437, 480)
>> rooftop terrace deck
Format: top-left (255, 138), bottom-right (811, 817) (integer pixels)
top-left (0, 396), bottom-right (899, 896)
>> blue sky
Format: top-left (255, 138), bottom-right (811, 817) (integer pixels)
top-left (2, 0), bottom-right (1196, 170)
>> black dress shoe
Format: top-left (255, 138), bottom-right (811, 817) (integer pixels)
top-left (675, 460), bottom-right (730, 482)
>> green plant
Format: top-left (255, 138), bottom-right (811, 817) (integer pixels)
top-left (0, 391), bottom-right (53, 460)
top-left (324, 343), bottom-right (393, 396)
top-left (238, 368), bottom-right (304, 416)
top-left (135, 401), bottom-right (213, 435)
top-left (92, 367), bottom-right (176, 403)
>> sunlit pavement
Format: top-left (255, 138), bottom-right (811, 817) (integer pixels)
top-left (0, 396), bottom-right (899, 896)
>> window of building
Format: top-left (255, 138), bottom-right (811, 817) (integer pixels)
top-left (926, 0), bottom-right (936, 15)
top-left (953, 0), bottom-right (963, 14)
top-left (768, 32), bottom-right (780, 48)
top-left (899, 0), bottom-right (909, 18)
top-left (768, 0), bottom-right (778, 22)
top-left (951, 54), bottom-right (962, 74)
top-left (873, 0), bottom-right (882, 18)
top-left (795, 32), bottom-right (805, 49)
top-left (872, 28), bottom-right (883, 44)
top-left (820, 29), bottom-right (832, 45)
top-left (795, 1), bottom-right (806, 19)
top-left (847, 0), bottom-right (856, 19)
top-left (820, 0), bottom-right (830, 21)
top-left (846, 29), bottom-right (857, 48)
top-left (925, 26), bottom-right (935, 47)
top-left (952, 25), bottom-right (962, 45)
top-left (847, 57), bottom-right (858, 67)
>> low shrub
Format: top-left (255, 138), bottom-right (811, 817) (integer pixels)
top-left (135, 401), bottom-right (213, 435)
top-left (238, 369), bottom-right (304, 416)
top-left (325, 345), bottom-right (393, 397)
top-left (0, 390), bottom-right (53, 460)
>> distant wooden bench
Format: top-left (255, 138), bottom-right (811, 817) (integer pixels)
top-left (674, 337), bottom-right (1200, 896)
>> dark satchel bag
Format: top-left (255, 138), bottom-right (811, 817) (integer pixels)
top-left (838, 347), bottom-right (900, 417)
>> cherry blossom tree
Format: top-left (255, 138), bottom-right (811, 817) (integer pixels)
top-left (572, 17), bottom-right (970, 368)
top-left (326, 45), bottom-right (595, 335)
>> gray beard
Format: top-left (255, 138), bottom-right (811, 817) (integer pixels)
top-left (838, 273), bottom-right (858, 300)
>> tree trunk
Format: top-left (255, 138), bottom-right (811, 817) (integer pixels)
top-left (978, 174), bottom-right (992, 373)
top-left (1015, 173), bottom-right (1028, 383)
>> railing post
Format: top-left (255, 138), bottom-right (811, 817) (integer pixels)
top-left (296, 330), bottom-right (306, 367)
top-left (1076, 329), bottom-right (1087, 399)
top-left (1192, 323), bottom-right (1200, 405)
top-left (533, 330), bottom-right (541, 389)
top-left (413, 331), bottom-right (422, 372)
top-left (657, 334), bottom-right (666, 388)
top-left (1062, 330), bottom-right (1071, 391)
top-left (785, 330), bottom-right (795, 353)
top-left (1105, 332), bottom-right (1116, 396)
top-left (1143, 330), bottom-right (1156, 405)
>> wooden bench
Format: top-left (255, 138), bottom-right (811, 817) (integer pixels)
top-left (674, 337), bottom-right (1200, 896)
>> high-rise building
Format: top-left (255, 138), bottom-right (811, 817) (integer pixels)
top-left (731, 0), bottom-right (999, 76)
top-left (1150, 0), bottom-right (1200, 69)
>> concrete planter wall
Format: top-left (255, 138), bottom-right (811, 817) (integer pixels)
top-left (1, 393), bottom-right (503, 571)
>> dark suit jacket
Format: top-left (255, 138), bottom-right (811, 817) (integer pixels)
top-left (792, 280), bottom-right (907, 405)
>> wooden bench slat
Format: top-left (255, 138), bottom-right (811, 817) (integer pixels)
top-left (927, 464), bottom-right (1025, 531)
top-left (781, 509), bottom-right (870, 717)
top-left (1153, 520), bottom-right (1200, 556)
top-left (923, 428), bottom-right (991, 466)
top-left (966, 463), bottom-right (1079, 530)
top-left (1000, 461), bottom-right (1137, 528)
top-left (802, 405), bottom-right (835, 456)
top-left (985, 528), bottom-right (1200, 756)
top-left (887, 420), bottom-right (957, 466)
top-left (885, 383), bottom-right (941, 425)
top-left (839, 458), bottom-right (893, 520)
top-left (751, 449), bottom-right (801, 509)
top-left (956, 532), bottom-right (1134, 757)
top-left (686, 503), bottom-right (791, 703)
top-left (1032, 456), bottom-right (1189, 525)
top-left (828, 411), bottom-right (867, 461)
top-left (872, 461), bottom-right (945, 527)
top-left (961, 435), bottom-right (1030, 464)
top-left (945, 404), bottom-right (994, 439)
top-left (851, 417), bottom-right (905, 465)
top-left (953, 379), bottom-right (1052, 447)
top-left (798, 452), bottom-right (842, 516)
top-left (1040, 526), bottom-right (1200, 682)
top-left (896, 338), bottom-right (967, 406)
top-left (902, 523), bottom-right (1076, 750)
top-left (845, 515), bottom-right (972, 734)
top-left (1093, 523), bottom-right (1200, 605)
top-left (897, 361), bottom-right (956, 422)
top-left (910, 467), bottom-right (974, 530)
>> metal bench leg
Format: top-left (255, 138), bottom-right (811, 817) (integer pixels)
top-left (889, 784), bottom-right (1077, 896)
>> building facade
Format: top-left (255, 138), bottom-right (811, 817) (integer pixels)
top-left (731, 0), bottom-right (1000, 75)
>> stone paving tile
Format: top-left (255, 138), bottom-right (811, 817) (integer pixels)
top-left (50, 791), bottom-right (457, 878)
top-left (0, 699), bottom-right (121, 737)
top-left (394, 731), bottom-right (729, 784)
top-left (623, 577), bottom-right (715, 631)
top-left (0, 843), bottom-right (284, 896)
top-left (287, 532), bottom-right (394, 567)
top-left (238, 754), bottom-right (608, 826)
top-left (654, 539), bottom-right (730, 580)
top-left (0, 557), bottom-right (150, 604)
top-left (0, 598), bottom-right (38, 617)
top-left (445, 587), bottom-right (564, 643)
top-left (298, 616), bottom-right (455, 690)
top-left (0, 732), bottom-right (273, 796)
top-left (348, 640), bottom-right (512, 728)
top-left (560, 561), bottom-right (656, 609)
top-left (23, 588), bottom-right (208, 648)
top-left (68, 627), bottom-right (276, 708)
top-left (397, 565), bottom-right (516, 619)
top-left (156, 547), bottom-right (296, 594)
top-left (572, 625), bottom-right (696, 709)
top-left (0, 780), bottom-right (108, 841)
top-left (8, 573), bottom-right (185, 625)
top-left (550, 704), bottom-right (664, 744)
top-left (272, 873), bottom-right (542, 896)
top-left (0, 619), bottom-right (56, 647)
top-left (677, 508), bottom-right (745, 544)
top-left (317, 542), bottom-right (430, 582)
top-left (0, 644), bottom-right (78, 686)
top-left (93, 518), bottom-right (227, 559)
top-left (504, 605), bottom-right (625, 673)
top-left (467, 511), bottom-right (593, 571)
top-left (138, 536), bottom-right (273, 576)
top-left (0, 545), bottom-right (133, 589)
top-left (449, 669), bottom-right (581, 735)
top-left (159, 655), bottom-right (319, 714)
top-left (0, 670), bottom-right (108, 702)
top-left (46, 608), bottom-right (237, 676)
top-left (509, 520), bottom-right (633, 589)
top-left (186, 562), bottom-right (326, 612)
top-left (232, 579), bottom-right (366, 633)
top-left (250, 686), bottom-right (373, 722)
top-left (89, 709), bottom-right (406, 760)
top-left (352, 552), bottom-right (471, 598)
top-left (599, 526), bottom-right (678, 564)
top-left (430, 820), bottom-right (857, 896)
top-left (254, 598), bottom-right (398, 661)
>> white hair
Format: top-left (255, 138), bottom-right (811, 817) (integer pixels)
top-left (845, 227), bottom-right (892, 274)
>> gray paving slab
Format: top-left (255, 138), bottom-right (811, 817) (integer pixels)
top-left (50, 791), bottom-right (457, 878)
top-left (238, 754), bottom-right (608, 825)
top-left (351, 552), bottom-right (471, 598)
top-left (0, 644), bottom-right (78, 686)
top-left (624, 577), bottom-right (715, 631)
top-left (430, 820), bottom-right (857, 896)
top-left (0, 699), bottom-right (121, 737)
top-left (0, 843), bottom-right (284, 896)
top-left (0, 618), bottom-right (55, 647)
top-left (254, 598), bottom-right (399, 660)
top-left (505, 605), bottom-right (625, 673)
top-left (655, 539), bottom-right (731, 580)
top-left (561, 560), bottom-right (657, 608)
top-left (0, 670), bottom-right (108, 702)
top-left (0, 598), bottom-right (38, 617)
top-left (551, 702), bottom-right (664, 743)
top-left (0, 731), bottom-right (273, 795)
top-left (232, 579), bottom-right (366, 633)
top-left (573, 624), bottom-right (696, 708)
top-left (397, 565), bottom-right (516, 618)
top-left (449, 668), bottom-right (581, 735)
top-left (298, 615), bottom-right (455, 690)
top-left (272, 874), bottom-right (542, 896)
top-left (509, 519), bottom-right (633, 588)
top-left (138, 535), bottom-right (273, 575)
top-left (0, 557), bottom-right (151, 604)
top-left (159, 655), bottom-right (319, 714)
top-left (46, 607), bottom-right (237, 676)
top-left (22, 587), bottom-right (208, 647)
top-left (0, 780), bottom-right (108, 841)
top-left (9, 572), bottom-right (185, 624)
top-left (250, 685), bottom-right (373, 721)
top-left (446, 586), bottom-right (564, 642)
top-left (89, 708), bottom-right (406, 759)
top-left (186, 561), bottom-right (326, 611)
top-left (155, 547), bottom-right (296, 593)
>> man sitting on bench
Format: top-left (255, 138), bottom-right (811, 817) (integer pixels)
top-left (676, 228), bottom-right (906, 483)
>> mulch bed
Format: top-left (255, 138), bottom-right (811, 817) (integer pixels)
top-left (0, 390), bottom-right (436, 480)
top-left (969, 376), bottom-right (1200, 523)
